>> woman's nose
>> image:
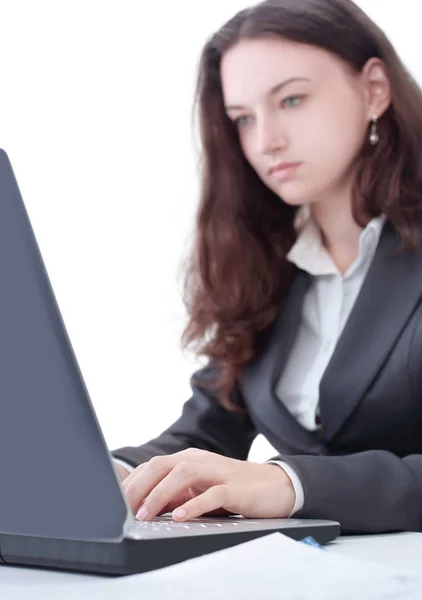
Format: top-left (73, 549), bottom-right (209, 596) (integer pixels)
top-left (256, 120), bottom-right (287, 155)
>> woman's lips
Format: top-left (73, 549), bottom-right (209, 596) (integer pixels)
top-left (268, 162), bottom-right (301, 180)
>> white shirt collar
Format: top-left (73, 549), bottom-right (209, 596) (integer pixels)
top-left (287, 207), bottom-right (387, 277)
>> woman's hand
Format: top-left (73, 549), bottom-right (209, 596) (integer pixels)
top-left (113, 461), bottom-right (131, 483)
top-left (121, 448), bottom-right (296, 522)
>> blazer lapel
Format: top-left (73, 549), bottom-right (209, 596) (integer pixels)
top-left (319, 219), bottom-right (422, 441)
top-left (242, 268), bottom-right (325, 455)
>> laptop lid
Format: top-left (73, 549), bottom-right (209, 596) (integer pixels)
top-left (0, 149), bottom-right (130, 542)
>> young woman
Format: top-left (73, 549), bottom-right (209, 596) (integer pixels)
top-left (112, 0), bottom-right (422, 534)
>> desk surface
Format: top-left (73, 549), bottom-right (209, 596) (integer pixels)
top-left (327, 532), bottom-right (421, 575)
top-left (0, 532), bottom-right (420, 598)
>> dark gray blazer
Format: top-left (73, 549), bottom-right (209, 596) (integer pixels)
top-left (113, 219), bottom-right (422, 534)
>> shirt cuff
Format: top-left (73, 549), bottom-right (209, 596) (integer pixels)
top-left (113, 458), bottom-right (136, 474)
top-left (265, 460), bottom-right (305, 516)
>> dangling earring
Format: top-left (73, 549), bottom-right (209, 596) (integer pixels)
top-left (369, 113), bottom-right (379, 146)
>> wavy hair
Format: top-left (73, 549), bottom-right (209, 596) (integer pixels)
top-left (179, 0), bottom-right (422, 411)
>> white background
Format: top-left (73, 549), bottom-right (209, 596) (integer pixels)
top-left (0, 0), bottom-right (418, 461)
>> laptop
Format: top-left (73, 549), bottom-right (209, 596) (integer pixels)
top-left (0, 148), bottom-right (340, 576)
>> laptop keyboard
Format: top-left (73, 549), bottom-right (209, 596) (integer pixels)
top-left (125, 514), bottom-right (261, 539)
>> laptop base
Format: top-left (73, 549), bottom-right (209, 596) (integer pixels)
top-left (0, 519), bottom-right (340, 576)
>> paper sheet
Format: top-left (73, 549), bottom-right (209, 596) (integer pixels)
top-left (1, 533), bottom-right (422, 599)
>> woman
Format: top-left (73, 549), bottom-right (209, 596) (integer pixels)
top-left (113, 0), bottom-right (422, 534)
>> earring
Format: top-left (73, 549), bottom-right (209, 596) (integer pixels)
top-left (369, 113), bottom-right (379, 146)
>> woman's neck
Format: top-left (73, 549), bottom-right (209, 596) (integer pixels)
top-left (310, 200), bottom-right (369, 275)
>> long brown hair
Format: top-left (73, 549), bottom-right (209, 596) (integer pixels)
top-left (179, 0), bottom-right (422, 411)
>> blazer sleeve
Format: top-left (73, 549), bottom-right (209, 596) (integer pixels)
top-left (111, 362), bottom-right (257, 468)
top-left (271, 450), bottom-right (422, 533)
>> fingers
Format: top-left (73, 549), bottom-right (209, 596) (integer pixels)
top-left (156, 488), bottom-right (229, 518)
top-left (135, 461), bottom-right (227, 521)
top-left (120, 462), bottom-right (147, 489)
top-left (171, 485), bottom-right (231, 521)
top-left (113, 462), bottom-right (131, 483)
top-left (121, 449), bottom-right (226, 514)
top-left (123, 456), bottom-right (174, 514)
top-left (121, 448), bottom-right (217, 491)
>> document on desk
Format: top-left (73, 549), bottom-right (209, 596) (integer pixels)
top-left (2, 533), bottom-right (422, 600)
top-left (105, 533), bottom-right (422, 600)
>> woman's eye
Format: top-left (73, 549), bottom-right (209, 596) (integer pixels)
top-left (282, 95), bottom-right (304, 108)
top-left (232, 96), bottom-right (304, 128)
top-left (233, 115), bottom-right (251, 128)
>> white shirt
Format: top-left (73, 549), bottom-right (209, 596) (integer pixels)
top-left (268, 209), bottom-right (387, 513)
top-left (115, 210), bottom-right (387, 516)
top-left (275, 211), bottom-right (387, 431)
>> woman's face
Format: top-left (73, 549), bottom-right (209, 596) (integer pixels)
top-left (220, 37), bottom-right (388, 208)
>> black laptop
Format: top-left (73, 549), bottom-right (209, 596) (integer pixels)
top-left (0, 149), bottom-right (340, 576)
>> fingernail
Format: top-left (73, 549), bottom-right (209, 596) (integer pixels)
top-left (173, 508), bottom-right (187, 520)
top-left (136, 506), bottom-right (149, 521)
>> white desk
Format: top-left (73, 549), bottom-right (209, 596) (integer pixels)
top-left (327, 532), bottom-right (421, 575)
top-left (0, 532), bottom-right (420, 599)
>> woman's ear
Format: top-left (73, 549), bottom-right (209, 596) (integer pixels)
top-left (362, 58), bottom-right (391, 119)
